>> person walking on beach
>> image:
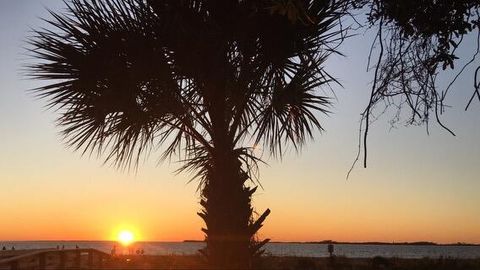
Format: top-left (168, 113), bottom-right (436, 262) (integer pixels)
top-left (111, 245), bottom-right (117, 256)
top-left (327, 244), bottom-right (334, 257)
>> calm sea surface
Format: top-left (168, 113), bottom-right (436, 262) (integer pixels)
top-left (1, 241), bottom-right (479, 259)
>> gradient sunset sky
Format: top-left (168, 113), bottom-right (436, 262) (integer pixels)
top-left (1, 0), bottom-right (479, 244)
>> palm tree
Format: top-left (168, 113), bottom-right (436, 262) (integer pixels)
top-left (29, 0), bottom-right (345, 268)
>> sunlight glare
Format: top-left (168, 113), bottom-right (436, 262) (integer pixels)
top-left (118, 230), bottom-right (134, 246)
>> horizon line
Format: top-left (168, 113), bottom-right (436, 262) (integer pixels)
top-left (1, 239), bottom-right (479, 246)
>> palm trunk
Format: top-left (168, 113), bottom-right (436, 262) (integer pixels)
top-left (198, 151), bottom-right (270, 269)
top-left (199, 79), bottom-right (270, 268)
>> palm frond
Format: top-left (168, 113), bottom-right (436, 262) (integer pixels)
top-left (28, 0), bottom-right (345, 172)
top-left (28, 0), bottom-right (209, 169)
top-left (251, 55), bottom-right (332, 157)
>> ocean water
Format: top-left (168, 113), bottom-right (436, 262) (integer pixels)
top-left (1, 241), bottom-right (479, 259)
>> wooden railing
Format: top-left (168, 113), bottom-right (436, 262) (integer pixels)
top-left (0, 248), bottom-right (109, 270)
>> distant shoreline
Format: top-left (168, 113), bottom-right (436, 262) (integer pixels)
top-left (2, 239), bottom-right (478, 247)
top-left (183, 240), bottom-right (480, 246)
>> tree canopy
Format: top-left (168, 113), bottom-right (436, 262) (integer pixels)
top-left (349, 0), bottom-right (480, 168)
top-left (28, 0), bottom-right (346, 267)
top-left (27, 0), bottom-right (479, 268)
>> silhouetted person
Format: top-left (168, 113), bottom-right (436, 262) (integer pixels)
top-left (62, 245), bottom-right (65, 250)
top-left (327, 244), bottom-right (334, 257)
top-left (2, 246), bottom-right (6, 251)
top-left (75, 245), bottom-right (79, 249)
top-left (111, 245), bottom-right (116, 256)
top-left (11, 246), bottom-right (15, 251)
top-left (56, 245), bottom-right (60, 250)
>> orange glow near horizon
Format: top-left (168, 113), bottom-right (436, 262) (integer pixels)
top-left (0, 166), bottom-right (479, 244)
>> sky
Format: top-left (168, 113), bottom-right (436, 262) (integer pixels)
top-left (1, 1), bottom-right (479, 244)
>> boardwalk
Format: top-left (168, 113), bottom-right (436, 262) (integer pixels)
top-left (0, 248), bottom-right (109, 270)
top-left (0, 249), bottom-right (211, 270)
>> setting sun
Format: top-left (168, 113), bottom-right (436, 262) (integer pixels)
top-left (118, 230), bottom-right (134, 246)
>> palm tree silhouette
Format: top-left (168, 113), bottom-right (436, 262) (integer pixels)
top-left (28, 0), bottom-right (344, 268)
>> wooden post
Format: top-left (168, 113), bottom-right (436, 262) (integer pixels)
top-left (88, 250), bottom-right (94, 268)
top-left (75, 250), bottom-right (81, 268)
top-left (59, 251), bottom-right (66, 269)
top-left (39, 253), bottom-right (46, 269)
top-left (10, 261), bottom-right (18, 270)
top-left (98, 254), bottom-right (104, 268)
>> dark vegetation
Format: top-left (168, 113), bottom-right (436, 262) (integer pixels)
top-left (105, 255), bottom-right (480, 270)
top-left (282, 256), bottom-right (480, 270)
top-left (305, 241), bottom-right (480, 246)
top-left (351, 0), bottom-right (480, 168)
top-left (262, 256), bottom-right (480, 270)
top-left (28, 0), bottom-right (479, 268)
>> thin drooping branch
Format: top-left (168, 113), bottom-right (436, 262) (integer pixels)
top-left (362, 19), bottom-right (384, 168)
top-left (350, 0), bottom-right (480, 169)
top-left (466, 65), bottom-right (480, 110)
